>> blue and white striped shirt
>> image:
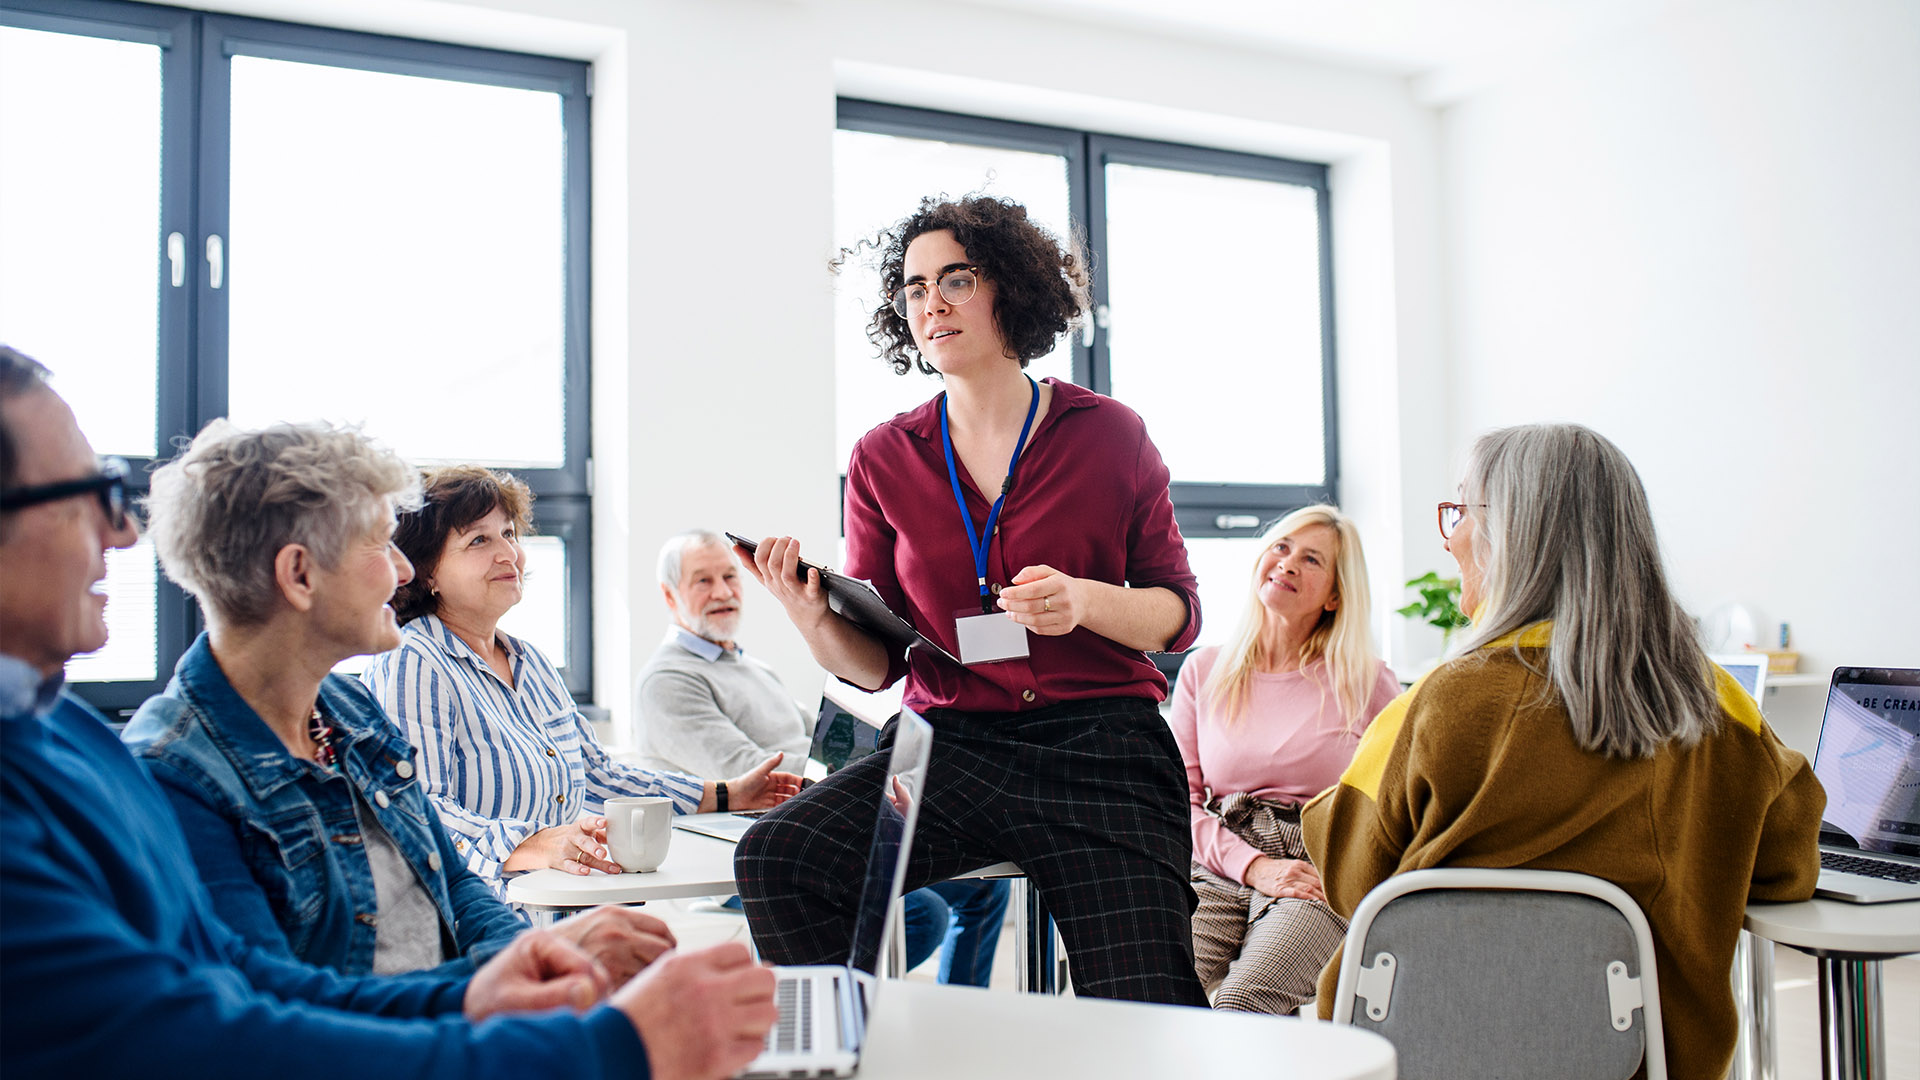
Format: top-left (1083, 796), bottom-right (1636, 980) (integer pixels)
top-left (362, 615), bottom-right (704, 896)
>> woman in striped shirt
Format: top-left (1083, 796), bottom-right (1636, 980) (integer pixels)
top-left (364, 466), bottom-right (799, 895)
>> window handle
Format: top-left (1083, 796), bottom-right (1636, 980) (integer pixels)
top-left (206, 234), bottom-right (224, 290)
top-left (1081, 303), bottom-right (1111, 347)
top-left (1214, 514), bottom-right (1260, 530)
top-left (167, 232), bottom-right (186, 287)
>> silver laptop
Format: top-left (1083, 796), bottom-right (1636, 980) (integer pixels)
top-left (1808, 667), bottom-right (1920, 904)
top-left (738, 706), bottom-right (934, 1078)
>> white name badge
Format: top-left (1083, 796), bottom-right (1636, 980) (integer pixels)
top-left (955, 611), bottom-right (1031, 665)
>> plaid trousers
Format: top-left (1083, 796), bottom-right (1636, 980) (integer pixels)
top-left (735, 698), bottom-right (1208, 1007)
top-left (1190, 793), bottom-right (1348, 1014)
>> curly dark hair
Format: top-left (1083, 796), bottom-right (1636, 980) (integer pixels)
top-left (858, 195), bottom-right (1091, 376)
top-left (390, 465), bottom-right (535, 624)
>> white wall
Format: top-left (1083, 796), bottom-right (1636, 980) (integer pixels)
top-left (1440, 0), bottom-right (1920, 750)
top-left (192, 0), bottom-right (1446, 728)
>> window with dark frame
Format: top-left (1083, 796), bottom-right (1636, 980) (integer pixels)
top-left (834, 100), bottom-right (1339, 649)
top-left (0, 0), bottom-right (595, 712)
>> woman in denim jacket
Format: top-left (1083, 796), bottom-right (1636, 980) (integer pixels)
top-left (122, 420), bottom-right (669, 979)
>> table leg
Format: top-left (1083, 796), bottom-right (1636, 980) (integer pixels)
top-left (1013, 878), bottom-right (1065, 994)
top-left (521, 903), bottom-right (568, 929)
top-left (1732, 931), bottom-right (1778, 1080)
top-left (1816, 957), bottom-right (1886, 1080)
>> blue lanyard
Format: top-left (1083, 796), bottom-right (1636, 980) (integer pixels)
top-left (940, 377), bottom-right (1040, 614)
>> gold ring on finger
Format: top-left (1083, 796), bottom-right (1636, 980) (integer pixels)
top-left (1043, 597), bottom-right (1052, 613)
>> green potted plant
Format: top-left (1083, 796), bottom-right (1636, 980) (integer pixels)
top-left (1397, 571), bottom-right (1470, 650)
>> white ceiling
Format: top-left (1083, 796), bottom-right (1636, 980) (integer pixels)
top-left (964, 0), bottom-right (1712, 102)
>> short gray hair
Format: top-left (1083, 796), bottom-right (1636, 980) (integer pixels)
top-left (1450, 423), bottom-right (1720, 758)
top-left (0, 345), bottom-right (54, 495)
top-left (657, 529), bottom-right (730, 591)
top-left (145, 419), bottom-right (421, 626)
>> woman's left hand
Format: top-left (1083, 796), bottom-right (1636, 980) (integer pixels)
top-left (722, 753), bottom-right (804, 811)
top-left (997, 565), bottom-right (1084, 636)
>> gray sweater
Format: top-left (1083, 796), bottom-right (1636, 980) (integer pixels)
top-left (632, 629), bottom-right (812, 779)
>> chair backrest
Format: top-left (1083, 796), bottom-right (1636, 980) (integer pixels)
top-left (1330, 868), bottom-right (1667, 1080)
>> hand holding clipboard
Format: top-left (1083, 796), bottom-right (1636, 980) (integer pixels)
top-left (726, 532), bottom-right (961, 666)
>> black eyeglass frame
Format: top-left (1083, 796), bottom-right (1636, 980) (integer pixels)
top-left (1437, 500), bottom-right (1488, 541)
top-left (889, 265), bottom-right (983, 319)
top-left (0, 457), bottom-right (132, 530)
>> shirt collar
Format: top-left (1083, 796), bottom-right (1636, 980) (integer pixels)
top-left (668, 626), bottom-right (732, 662)
top-left (0, 653), bottom-right (63, 719)
top-left (416, 612), bottom-right (523, 668)
top-left (889, 376), bottom-right (1099, 442)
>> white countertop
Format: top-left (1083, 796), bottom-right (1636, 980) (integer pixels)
top-left (858, 981), bottom-right (1396, 1080)
top-left (1744, 897), bottom-right (1920, 957)
top-left (507, 817), bottom-right (1022, 907)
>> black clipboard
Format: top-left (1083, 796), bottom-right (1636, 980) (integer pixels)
top-left (726, 532), bottom-right (963, 667)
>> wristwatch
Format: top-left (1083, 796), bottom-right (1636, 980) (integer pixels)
top-left (715, 780), bottom-right (729, 813)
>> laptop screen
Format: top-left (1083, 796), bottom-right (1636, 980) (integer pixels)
top-left (844, 707), bottom-right (933, 976)
top-left (1812, 667), bottom-right (1920, 860)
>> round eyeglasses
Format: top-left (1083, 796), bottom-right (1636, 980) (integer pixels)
top-left (1437, 501), bottom-right (1487, 541)
top-left (890, 266), bottom-right (981, 319)
top-left (0, 456), bottom-right (132, 531)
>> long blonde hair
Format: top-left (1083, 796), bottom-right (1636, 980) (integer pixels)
top-left (1202, 505), bottom-right (1381, 728)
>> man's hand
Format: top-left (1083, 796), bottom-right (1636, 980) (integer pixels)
top-left (724, 753), bottom-right (803, 811)
top-left (465, 930), bottom-right (611, 1020)
top-left (1244, 856), bottom-right (1326, 902)
top-left (547, 906), bottom-right (677, 983)
top-left (614, 944), bottom-right (778, 1080)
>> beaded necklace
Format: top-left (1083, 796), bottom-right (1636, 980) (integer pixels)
top-left (308, 706), bottom-right (339, 771)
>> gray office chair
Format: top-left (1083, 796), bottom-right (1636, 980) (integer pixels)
top-left (1329, 868), bottom-right (1667, 1080)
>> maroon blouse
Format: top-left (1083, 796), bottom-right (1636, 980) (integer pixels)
top-left (843, 378), bottom-right (1201, 714)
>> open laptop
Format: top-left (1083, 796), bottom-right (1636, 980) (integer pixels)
top-left (1710, 653), bottom-right (1770, 700)
top-left (736, 705), bottom-right (933, 1078)
top-left (1808, 667), bottom-right (1920, 903)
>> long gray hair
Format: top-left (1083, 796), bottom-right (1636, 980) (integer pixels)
top-left (1449, 423), bottom-right (1719, 758)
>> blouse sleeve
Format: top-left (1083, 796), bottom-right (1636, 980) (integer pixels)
top-left (1168, 651), bottom-right (1263, 884)
top-left (572, 703), bottom-right (705, 813)
top-left (1357, 662), bottom-right (1403, 733)
top-left (1123, 420), bottom-right (1201, 653)
top-left (843, 436), bottom-right (913, 690)
top-left (362, 643), bottom-right (542, 888)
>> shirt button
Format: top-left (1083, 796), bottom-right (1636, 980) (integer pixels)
top-left (395, 760), bottom-right (414, 779)
top-left (546, 748), bottom-right (556, 757)
top-left (374, 790), bottom-right (391, 809)
top-left (555, 795), bottom-right (565, 804)
top-left (1021, 689), bottom-right (1035, 703)
top-left (455, 840), bottom-right (466, 851)
top-left (428, 852), bottom-right (442, 872)
top-left (989, 583), bottom-right (1002, 595)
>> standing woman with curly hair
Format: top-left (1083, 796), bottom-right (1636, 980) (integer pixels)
top-left (736, 195), bottom-right (1208, 1006)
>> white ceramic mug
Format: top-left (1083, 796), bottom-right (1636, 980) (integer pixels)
top-left (604, 796), bottom-right (674, 873)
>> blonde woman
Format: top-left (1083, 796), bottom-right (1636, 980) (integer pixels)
top-left (1167, 505), bottom-right (1398, 1013)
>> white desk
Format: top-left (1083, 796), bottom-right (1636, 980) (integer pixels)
top-left (1742, 898), bottom-right (1920, 1080)
top-left (859, 980), bottom-right (1395, 1080)
top-left (507, 821), bottom-right (1053, 988)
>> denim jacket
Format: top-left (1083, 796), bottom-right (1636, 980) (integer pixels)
top-left (122, 634), bottom-right (527, 976)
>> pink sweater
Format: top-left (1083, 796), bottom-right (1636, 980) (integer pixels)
top-left (1169, 646), bottom-right (1400, 884)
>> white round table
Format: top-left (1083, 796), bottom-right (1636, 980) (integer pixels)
top-left (1742, 898), bottom-right (1920, 1080)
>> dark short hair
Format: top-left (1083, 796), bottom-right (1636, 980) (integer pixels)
top-left (0, 345), bottom-right (54, 495)
top-left (390, 465), bottom-right (535, 624)
top-left (858, 195), bottom-right (1091, 376)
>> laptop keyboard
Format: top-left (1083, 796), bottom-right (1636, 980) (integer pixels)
top-left (766, 975), bottom-right (815, 1055)
top-left (1822, 851), bottom-right (1920, 884)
